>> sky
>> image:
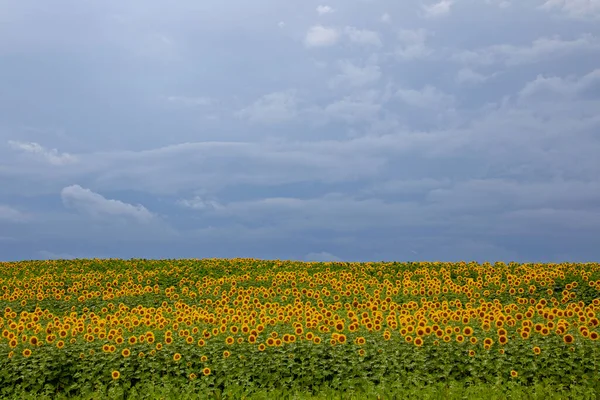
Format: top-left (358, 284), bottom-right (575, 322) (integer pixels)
top-left (1, 0), bottom-right (599, 263)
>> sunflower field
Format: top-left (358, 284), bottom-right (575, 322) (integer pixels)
top-left (1, 259), bottom-right (600, 399)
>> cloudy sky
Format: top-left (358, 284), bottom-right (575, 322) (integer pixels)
top-left (1, 0), bottom-right (599, 262)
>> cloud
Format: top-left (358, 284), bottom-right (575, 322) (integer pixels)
top-left (456, 67), bottom-right (495, 85)
top-left (422, 0), bottom-right (454, 18)
top-left (540, 0), bottom-right (600, 19)
top-left (316, 5), bottom-right (334, 15)
top-left (304, 25), bottom-right (340, 47)
top-left (278, 21), bottom-right (285, 28)
top-left (453, 34), bottom-right (600, 67)
top-left (322, 90), bottom-right (383, 123)
top-left (177, 196), bottom-right (223, 210)
top-left (8, 140), bottom-right (77, 165)
top-left (381, 13), bottom-right (391, 23)
top-left (60, 185), bottom-right (156, 223)
top-left (235, 91), bottom-right (298, 124)
top-left (486, 0), bottom-right (511, 8)
top-left (305, 251), bottom-right (342, 262)
top-left (329, 60), bottom-right (381, 88)
top-left (344, 26), bottom-right (382, 47)
top-left (518, 68), bottom-right (600, 100)
top-left (395, 29), bottom-right (433, 60)
top-left (0, 204), bottom-right (30, 222)
top-left (395, 85), bottom-right (455, 108)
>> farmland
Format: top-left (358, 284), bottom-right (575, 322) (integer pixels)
top-left (1, 259), bottom-right (599, 399)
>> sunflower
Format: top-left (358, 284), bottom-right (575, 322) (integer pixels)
top-left (122, 348), bottom-right (131, 357)
top-left (258, 343), bottom-right (266, 351)
top-left (533, 346), bottom-right (541, 355)
top-left (510, 370), bottom-right (518, 378)
top-left (112, 370), bottom-right (120, 380)
top-left (22, 349), bottom-right (32, 358)
top-left (200, 355), bottom-right (208, 362)
top-left (173, 353), bottom-right (182, 361)
top-left (355, 336), bottom-right (366, 345)
top-left (203, 368), bottom-right (211, 376)
top-left (223, 350), bottom-right (231, 358)
top-left (225, 336), bottom-right (234, 345)
top-left (57, 340), bottom-right (65, 349)
top-left (414, 337), bottom-right (424, 347)
top-left (563, 334), bottom-right (574, 344)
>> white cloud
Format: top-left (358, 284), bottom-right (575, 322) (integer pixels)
top-left (344, 26), bottom-right (382, 47)
top-left (395, 85), bottom-right (455, 108)
top-left (8, 140), bottom-right (77, 165)
top-left (329, 60), bottom-right (381, 88)
top-left (422, 0), bottom-right (454, 18)
top-left (540, 0), bottom-right (600, 19)
top-left (60, 185), bottom-right (156, 223)
top-left (381, 13), bottom-right (391, 23)
top-left (453, 34), bottom-right (600, 67)
top-left (395, 29), bottom-right (433, 60)
top-left (235, 90), bottom-right (298, 124)
top-left (177, 196), bottom-right (223, 210)
top-left (278, 21), bottom-right (285, 28)
top-left (304, 25), bottom-right (340, 47)
top-left (0, 204), bottom-right (29, 222)
top-left (316, 5), bottom-right (334, 15)
top-left (305, 251), bottom-right (342, 261)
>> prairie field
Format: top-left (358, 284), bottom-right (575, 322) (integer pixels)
top-left (1, 259), bottom-right (600, 399)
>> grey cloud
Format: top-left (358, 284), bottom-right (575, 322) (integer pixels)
top-left (456, 68), bottom-right (496, 85)
top-left (343, 26), bottom-right (382, 47)
top-left (329, 60), bottom-right (381, 88)
top-left (394, 29), bottom-right (434, 60)
top-left (519, 68), bottom-right (600, 99)
top-left (235, 91), bottom-right (298, 124)
top-left (395, 85), bottom-right (455, 108)
top-left (0, 204), bottom-right (30, 222)
top-left (540, 0), bottom-right (600, 19)
top-left (177, 196), bottom-right (223, 211)
top-left (2, 0), bottom-right (600, 262)
top-left (453, 34), bottom-right (600, 67)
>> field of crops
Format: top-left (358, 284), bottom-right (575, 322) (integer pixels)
top-left (1, 259), bottom-right (600, 399)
